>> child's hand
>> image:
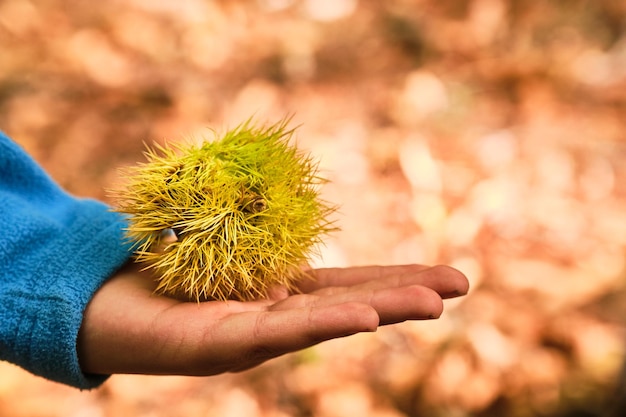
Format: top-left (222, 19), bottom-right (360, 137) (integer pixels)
top-left (78, 263), bottom-right (468, 376)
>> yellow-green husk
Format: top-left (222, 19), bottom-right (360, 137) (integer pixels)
top-left (114, 119), bottom-right (335, 301)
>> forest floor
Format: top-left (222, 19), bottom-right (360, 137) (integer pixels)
top-left (1, 1), bottom-right (626, 416)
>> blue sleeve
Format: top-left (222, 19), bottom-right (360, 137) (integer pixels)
top-left (0, 131), bottom-right (134, 389)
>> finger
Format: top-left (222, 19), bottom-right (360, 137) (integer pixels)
top-left (299, 264), bottom-right (431, 292)
top-left (370, 285), bottom-right (444, 325)
top-left (358, 264), bottom-right (469, 299)
top-left (207, 302), bottom-right (379, 373)
top-left (272, 284), bottom-right (444, 325)
top-left (266, 285), bottom-right (291, 301)
top-left (303, 265), bottom-right (469, 299)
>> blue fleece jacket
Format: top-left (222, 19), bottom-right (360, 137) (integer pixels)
top-left (0, 132), bottom-right (133, 389)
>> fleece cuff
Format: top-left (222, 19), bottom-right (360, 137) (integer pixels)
top-left (0, 132), bottom-right (133, 389)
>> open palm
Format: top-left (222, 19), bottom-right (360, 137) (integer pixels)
top-left (78, 263), bottom-right (468, 376)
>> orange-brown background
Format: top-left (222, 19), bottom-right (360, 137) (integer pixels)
top-left (1, 0), bottom-right (626, 416)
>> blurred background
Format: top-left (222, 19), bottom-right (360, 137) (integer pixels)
top-left (1, 0), bottom-right (626, 416)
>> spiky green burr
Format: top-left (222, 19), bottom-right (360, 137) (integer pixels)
top-left (114, 119), bottom-right (336, 301)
